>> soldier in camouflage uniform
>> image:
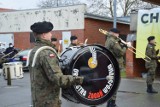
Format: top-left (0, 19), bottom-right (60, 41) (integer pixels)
top-left (105, 28), bottom-right (128, 107)
top-left (51, 37), bottom-right (58, 52)
top-left (145, 36), bottom-right (160, 94)
top-left (29, 21), bottom-right (85, 107)
top-left (51, 37), bottom-right (57, 47)
top-left (69, 35), bottom-right (78, 47)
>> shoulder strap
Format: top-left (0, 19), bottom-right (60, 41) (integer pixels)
top-left (31, 46), bottom-right (59, 67)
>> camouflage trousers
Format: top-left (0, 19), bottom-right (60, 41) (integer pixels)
top-left (33, 99), bottom-right (61, 107)
top-left (110, 92), bottom-right (117, 101)
top-left (146, 67), bottom-right (156, 85)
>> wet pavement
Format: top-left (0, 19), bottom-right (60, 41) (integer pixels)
top-left (0, 72), bottom-right (160, 107)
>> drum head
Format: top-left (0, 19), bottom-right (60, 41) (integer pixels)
top-left (62, 45), bottom-right (120, 106)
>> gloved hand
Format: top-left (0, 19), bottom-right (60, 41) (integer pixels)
top-left (82, 77), bottom-right (92, 86)
top-left (106, 75), bottom-right (114, 80)
top-left (126, 42), bottom-right (132, 48)
top-left (74, 76), bottom-right (84, 85)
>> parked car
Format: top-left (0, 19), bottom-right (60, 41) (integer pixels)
top-left (12, 49), bottom-right (32, 71)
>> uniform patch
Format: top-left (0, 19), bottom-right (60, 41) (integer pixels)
top-left (49, 54), bottom-right (55, 58)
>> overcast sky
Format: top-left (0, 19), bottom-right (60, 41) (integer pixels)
top-left (0, 0), bottom-right (40, 9)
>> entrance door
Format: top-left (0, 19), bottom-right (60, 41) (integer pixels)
top-left (62, 31), bottom-right (71, 51)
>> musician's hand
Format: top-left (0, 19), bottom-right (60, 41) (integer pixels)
top-left (78, 43), bottom-right (84, 46)
top-left (74, 76), bottom-right (84, 85)
top-left (106, 75), bottom-right (114, 80)
top-left (126, 42), bottom-right (132, 48)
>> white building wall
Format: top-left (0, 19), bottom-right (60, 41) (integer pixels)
top-left (0, 4), bottom-right (86, 33)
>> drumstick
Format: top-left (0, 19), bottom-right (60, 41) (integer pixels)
top-left (11, 49), bottom-right (23, 58)
top-left (88, 76), bottom-right (114, 81)
top-left (1, 51), bottom-right (14, 58)
top-left (84, 38), bottom-right (88, 46)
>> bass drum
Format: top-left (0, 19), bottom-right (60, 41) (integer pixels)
top-left (60, 45), bottom-right (120, 106)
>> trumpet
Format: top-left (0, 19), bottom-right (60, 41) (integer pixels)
top-left (99, 28), bottom-right (151, 62)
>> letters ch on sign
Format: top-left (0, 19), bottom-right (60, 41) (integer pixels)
top-left (141, 13), bottom-right (159, 24)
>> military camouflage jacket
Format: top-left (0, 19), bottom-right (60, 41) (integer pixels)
top-left (29, 38), bottom-right (83, 107)
top-left (69, 43), bottom-right (77, 47)
top-left (105, 34), bottom-right (126, 71)
top-left (145, 43), bottom-right (158, 68)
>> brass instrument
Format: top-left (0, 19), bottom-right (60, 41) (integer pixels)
top-left (99, 28), bottom-right (151, 62)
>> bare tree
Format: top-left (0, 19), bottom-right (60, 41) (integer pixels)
top-left (118, 0), bottom-right (158, 16)
top-left (37, 0), bottom-right (157, 17)
top-left (86, 0), bottom-right (113, 17)
top-left (37, 0), bottom-right (57, 8)
top-left (37, 0), bottom-right (81, 8)
top-left (118, 0), bottom-right (136, 16)
top-left (61, 0), bottom-right (81, 6)
top-left (86, 0), bottom-right (157, 17)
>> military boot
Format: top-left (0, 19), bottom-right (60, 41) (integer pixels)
top-left (147, 84), bottom-right (158, 93)
top-left (107, 100), bottom-right (118, 107)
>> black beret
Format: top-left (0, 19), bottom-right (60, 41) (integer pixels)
top-left (147, 36), bottom-right (155, 42)
top-left (9, 43), bottom-right (12, 45)
top-left (30, 21), bottom-right (53, 34)
top-left (70, 36), bottom-right (77, 41)
top-left (110, 28), bottom-right (120, 33)
top-left (51, 37), bottom-right (57, 42)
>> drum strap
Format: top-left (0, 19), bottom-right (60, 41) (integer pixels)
top-left (31, 46), bottom-right (59, 67)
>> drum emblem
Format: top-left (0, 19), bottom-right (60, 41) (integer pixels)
top-left (88, 57), bottom-right (97, 69)
top-left (88, 47), bottom-right (98, 69)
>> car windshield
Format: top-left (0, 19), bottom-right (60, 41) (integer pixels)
top-left (16, 49), bottom-right (31, 56)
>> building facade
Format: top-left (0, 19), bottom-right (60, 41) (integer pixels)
top-left (0, 5), bottom-right (132, 77)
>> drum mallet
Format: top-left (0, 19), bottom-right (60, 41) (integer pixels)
top-left (88, 75), bottom-right (114, 81)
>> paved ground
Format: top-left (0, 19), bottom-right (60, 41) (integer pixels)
top-left (0, 72), bottom-right (160, 107)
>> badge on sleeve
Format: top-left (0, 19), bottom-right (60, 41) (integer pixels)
top-left (49, 53), bottom-right (55, 58)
